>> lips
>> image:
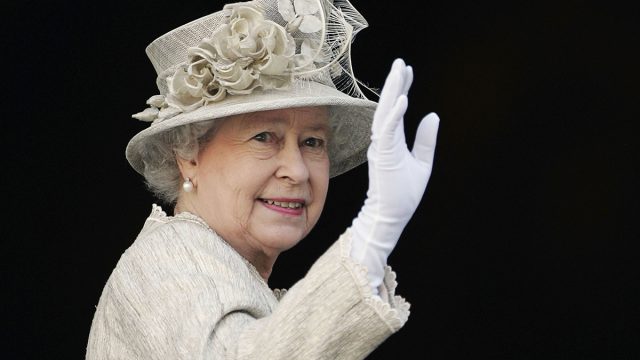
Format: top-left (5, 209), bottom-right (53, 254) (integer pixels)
top-left (259, 198), bottom-right (306, 216)
top-left (260, 199), bottom-right (304, 209)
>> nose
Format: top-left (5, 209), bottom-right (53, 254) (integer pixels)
top-left (275, 140), bottom-right (310, 184)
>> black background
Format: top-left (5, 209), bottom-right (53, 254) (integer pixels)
top-left (3, 0), bottom-right (639, 359)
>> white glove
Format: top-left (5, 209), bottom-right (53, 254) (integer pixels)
top-left (350, 58), bottom-right (440, 295)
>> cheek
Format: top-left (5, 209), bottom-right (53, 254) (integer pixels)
top-left (225, 164), bottom-right (265, 203)
top-left (209, 147), bottom-right (262, 185)
top-left (209, 169), bottom-right (261, 237)
top-left (309, 159), bottom-right (330, 206)
top-left (201, 152), bottom-right (265, 212)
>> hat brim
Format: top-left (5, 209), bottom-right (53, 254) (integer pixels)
top-left (126, 81), bottom-right (376, 178)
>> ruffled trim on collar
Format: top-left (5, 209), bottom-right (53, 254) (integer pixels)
top-left (149, 204), bottom-right (217, 232)
top-left (272, 288), bottom-right (288, 301)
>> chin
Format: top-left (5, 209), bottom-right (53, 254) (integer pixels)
top-left (257, 227), bottom-right (307, 252)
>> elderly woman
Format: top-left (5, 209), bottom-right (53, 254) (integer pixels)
top-left (86, 0), bottom-right (439, 359)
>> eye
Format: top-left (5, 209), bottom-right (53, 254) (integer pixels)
top-left (252, 132), bottom-right (272, 142)
top-left (303, 137), bottom-right (325, 148)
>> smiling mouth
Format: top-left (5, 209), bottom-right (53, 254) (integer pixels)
top-left (259, 199), bottom-right (305, 209)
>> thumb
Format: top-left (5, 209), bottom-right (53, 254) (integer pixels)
top-left (411, 112), bottom-right (440, 166)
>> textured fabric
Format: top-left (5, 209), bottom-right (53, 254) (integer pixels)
top-left (86, 205), bottom-right (410, 359)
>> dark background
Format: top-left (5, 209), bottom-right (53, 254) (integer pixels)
top-left (3, 0), bottom-right (638, 358)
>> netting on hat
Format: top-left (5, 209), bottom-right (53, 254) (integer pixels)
top-left (142, 0), bottom-right (374, 113)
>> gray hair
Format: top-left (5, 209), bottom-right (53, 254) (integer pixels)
top-left (139, 119), bottom-right (219, 205)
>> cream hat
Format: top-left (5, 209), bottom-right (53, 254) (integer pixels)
top-left (126, 0), bottom-right (377, 177)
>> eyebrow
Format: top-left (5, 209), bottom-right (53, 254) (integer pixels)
top-left (242, 113), bottom-right (330, 133)
top-left (305, 123), bottom-right (331, 133)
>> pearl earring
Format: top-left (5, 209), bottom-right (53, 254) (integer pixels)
top-left (183, 177), bottom-right (194, 193)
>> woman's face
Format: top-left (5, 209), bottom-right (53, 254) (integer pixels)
top-left (182, 107), bottom-right (330, 263)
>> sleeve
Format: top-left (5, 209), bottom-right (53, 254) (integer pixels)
top-left (87, 228), bottom-right (410, 360)
top-left (228, 229), bottom-right (411, 360)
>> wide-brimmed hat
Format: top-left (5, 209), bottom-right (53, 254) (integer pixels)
top-left (126, 0), bottom-right (377, 178)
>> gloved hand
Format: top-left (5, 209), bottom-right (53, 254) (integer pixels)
top-left (350, 58), bottom-right (440, 295)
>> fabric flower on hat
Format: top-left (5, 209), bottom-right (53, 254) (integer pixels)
top-left (131, 0), bottom-right (355, 124)
top-left (277, 0), bottom-right (323, 33)
top-left (278, 0), bottom-right (325, 71)
top-left (134, 4), bottom-right (300, 122)
top-left (168, 5), bottom-right (296, 110)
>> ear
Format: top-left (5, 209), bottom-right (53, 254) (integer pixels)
top-left (176, 155), bottom-right (198, 184)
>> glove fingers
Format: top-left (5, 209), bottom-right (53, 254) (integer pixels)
top-left (374, 59), bottom-right (408, 135)
top-left (378, 95), bottom-right (408, 148)
top-left (411, 112), bottom-right (440, 166)
top-left (402, 65), bottom-right (413, 97)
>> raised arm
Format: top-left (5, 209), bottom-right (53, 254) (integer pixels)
top-left (350, 58), bottom-right (440, 294)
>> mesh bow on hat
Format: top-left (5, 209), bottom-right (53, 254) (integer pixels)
top-left (126, 0), bottom-right (377, 177)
